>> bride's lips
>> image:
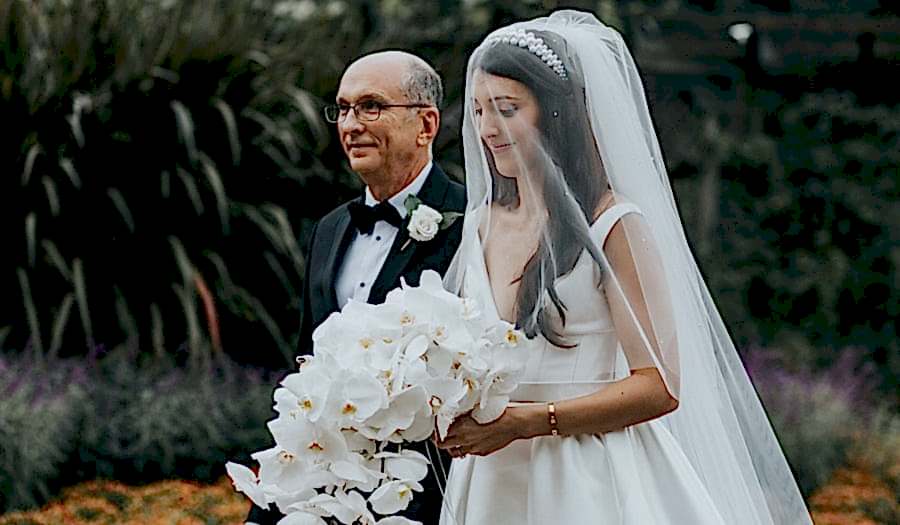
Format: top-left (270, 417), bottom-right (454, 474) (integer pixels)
top-left (489, 142), bottom-right (514, 153)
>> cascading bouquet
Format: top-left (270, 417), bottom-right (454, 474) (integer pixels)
top-left (227, 271), bottom-right (524, 524)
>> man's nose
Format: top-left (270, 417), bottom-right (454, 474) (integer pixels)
top-left (339, 109), bottom-right (365, 134)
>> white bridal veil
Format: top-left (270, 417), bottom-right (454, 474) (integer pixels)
top-left (444, 10), bottom-right (810, 524)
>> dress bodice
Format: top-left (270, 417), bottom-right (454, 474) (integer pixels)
top-left (464, 203), bottom-right (642, 401)
top-left (445, 201), bottom-right (734, 525)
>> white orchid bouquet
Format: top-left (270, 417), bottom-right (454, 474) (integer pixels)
top-left (227, 271), bottom-right (525, 525)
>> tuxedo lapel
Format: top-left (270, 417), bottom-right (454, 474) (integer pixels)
top-left (322, 201), bottom-right (358, 313)
top-left (368, 165), bottom-right (451, 303)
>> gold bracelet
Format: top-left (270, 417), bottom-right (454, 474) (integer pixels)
top-left (547, 402), bottom-right (559, 436)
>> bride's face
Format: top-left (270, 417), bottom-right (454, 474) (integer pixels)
top-left (472, 70), bottom-right (541, 179)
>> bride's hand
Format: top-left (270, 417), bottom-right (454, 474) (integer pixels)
top-left (436, 409), bottom-right (524, 458)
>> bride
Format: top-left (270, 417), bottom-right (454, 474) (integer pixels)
top-left (437, 10), bottom-right (810, 525)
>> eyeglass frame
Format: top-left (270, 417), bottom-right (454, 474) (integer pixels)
top-left (323, 100), bottom-right (433, 123)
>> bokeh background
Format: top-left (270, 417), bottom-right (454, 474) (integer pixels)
top-left (1, 0), bottom-right (897, 523)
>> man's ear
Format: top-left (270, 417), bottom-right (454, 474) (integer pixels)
top-left (417, 107), bottom-right (440, 147)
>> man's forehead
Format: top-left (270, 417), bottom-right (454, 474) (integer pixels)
top-left (338, 59), bottom-right (405, 100)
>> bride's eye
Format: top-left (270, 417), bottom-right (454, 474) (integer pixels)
top-left (474, 107), bottom-right (483, 117)
top-left (498, 104), bottom-right (518, 117)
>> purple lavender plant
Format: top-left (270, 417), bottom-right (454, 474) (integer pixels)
top-left (743, 346), bottom-right (878, 495)
top-left (0, 352), bottom-right (90, 512)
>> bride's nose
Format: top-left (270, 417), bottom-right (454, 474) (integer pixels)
top-left (479, 114), bottom-right (499, 141)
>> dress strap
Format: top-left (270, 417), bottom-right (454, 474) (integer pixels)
top-left (590, 202), bottom-right (643, 245)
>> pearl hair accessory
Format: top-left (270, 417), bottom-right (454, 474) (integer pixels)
top-left (487, 29), bottom-right (568, 79)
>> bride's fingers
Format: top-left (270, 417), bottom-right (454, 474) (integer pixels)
top-left (439, 420), bottom-right (490, 449)
top-left (437, 436), bottom-right (461, 449)
top-left (439, 432), bottom-right (474, 449)
top-left (446, 445), bottom-right (465, 458)
top-left (440, 427), bottom-right (466, 447)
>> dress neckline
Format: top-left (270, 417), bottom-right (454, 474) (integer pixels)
top-left (477, 205), bottom-right (622, 324)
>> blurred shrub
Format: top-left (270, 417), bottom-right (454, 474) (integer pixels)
top-left (744, 347), bottom-right (878, 496)
top-left (75, 349), bottom-right (276, 485)
top-left (675, 89), bottom-right (900, 395)
top-left (0, 349), bottom-right (277, 513)
top-left (0, 354), bottom-right (87, 511)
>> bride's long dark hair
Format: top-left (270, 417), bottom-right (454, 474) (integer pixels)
top-left (476, 30), bottom-right (609, 346)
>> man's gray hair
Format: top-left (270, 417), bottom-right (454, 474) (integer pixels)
top-left (401, 58), bottom-right (443, 109)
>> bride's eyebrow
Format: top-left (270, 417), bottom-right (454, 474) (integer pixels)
top-left (472, 95), bottom-right (518, 107)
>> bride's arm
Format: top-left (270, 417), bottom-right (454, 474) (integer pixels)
top-left (439, 370), bottom-right (676, 457)
top-left (515, 214), bottom-right (679, 438)
top-left (508, 367), bottom-right (677, 441)
top-left (439, 218), bottom-right (678, 456)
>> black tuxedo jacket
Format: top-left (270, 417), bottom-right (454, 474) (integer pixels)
top-left (248, 164), bottom-right (465, 524)
top-left (298, 163), bottom-right (466, 356)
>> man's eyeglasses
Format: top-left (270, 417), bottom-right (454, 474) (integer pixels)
top-left (323, 100), bottom-right (432, 123)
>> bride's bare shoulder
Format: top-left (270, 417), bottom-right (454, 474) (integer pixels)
top-left (592, 189), bottom-right (617, 221)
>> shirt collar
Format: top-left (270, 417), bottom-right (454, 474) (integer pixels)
top-left (364, 160), bottom-right (433, 219)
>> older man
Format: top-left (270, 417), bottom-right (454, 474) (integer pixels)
top-left (247, 51), bottom-right (463, 524)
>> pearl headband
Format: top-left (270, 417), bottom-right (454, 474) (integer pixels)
top-left (486, 29), bottom-right (568, 79)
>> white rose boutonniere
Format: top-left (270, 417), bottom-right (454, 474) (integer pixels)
top-left (407, 204), bottom-right (443, 242)
top-left (402, 195), bottom-right (462, 249)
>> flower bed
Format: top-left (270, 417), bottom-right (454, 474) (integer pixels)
top-left (0, 477), bottom-right (249, 525)
top-left (809, 467), bottom-right (899, 525)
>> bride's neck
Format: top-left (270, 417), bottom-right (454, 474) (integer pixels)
top-left (502, 177), bottom-right (545, 224)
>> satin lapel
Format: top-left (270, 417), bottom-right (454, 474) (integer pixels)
top-left (368, 165), bottom-right (451, 303)
top-left (323, 204), bottom-right (357, 312)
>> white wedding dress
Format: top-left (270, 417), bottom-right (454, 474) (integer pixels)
top-left (440, 203), bottom-right (726, 525)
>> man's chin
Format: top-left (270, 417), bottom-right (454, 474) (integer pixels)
top-left (348, 157), bottom-right (380, 175)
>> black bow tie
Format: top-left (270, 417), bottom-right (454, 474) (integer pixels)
top-left (348, 200), bottom-right (403, 235)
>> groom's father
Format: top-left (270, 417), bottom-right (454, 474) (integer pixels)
top-left (248, 51), bottom-right (464, 524)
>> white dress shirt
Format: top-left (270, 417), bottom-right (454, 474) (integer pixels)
top-left (335, 161), bottom-right (433, 308)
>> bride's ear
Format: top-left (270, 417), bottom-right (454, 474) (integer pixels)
top-left (417, 107), bottom-right (440, 147)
